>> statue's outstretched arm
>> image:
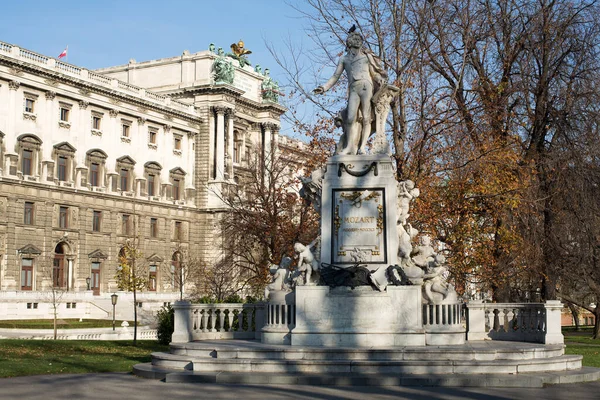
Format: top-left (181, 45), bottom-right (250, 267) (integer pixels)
top-left (314, 57), bottom-right (344, 94)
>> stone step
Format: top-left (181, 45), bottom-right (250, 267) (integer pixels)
top-left (150, 352), bottom-right (193, 370)
top-left (188, 354), bottom-right (582, 374)
top-left (153, 367), bottom-right (600, 388)
top-left (175, 340), bottom-right (565, 362)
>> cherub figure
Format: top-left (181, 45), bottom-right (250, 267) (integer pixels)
top-left (411, 235), bottom-right (436, 268)
top-left (264, 256), bottom-right (292, 300)
top-left (422, 254), bottom-right (457, 304)
top-left (294, 242), bottom-right (319, 285)
top-left (397, 180), bottom-right (420, 225)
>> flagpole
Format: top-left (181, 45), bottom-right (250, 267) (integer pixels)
top-left (65, 45), bottom-right (68, 63)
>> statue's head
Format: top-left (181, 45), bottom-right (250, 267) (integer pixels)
top-left (421, 235), bottom-right (431, 246)
top-left (294, 242), bottom-right (305, 252)
top-left (264, 68), bottom-right (270, 77)
top-left (346, 32), bottom-right (363, 49)
top-left (404, 180), bottom-right (415, 190)
top-left (217, 47), bottom-right (224, 56)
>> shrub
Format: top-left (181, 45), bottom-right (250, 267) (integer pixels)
top-left (156, 304), bottom-right (174, 345)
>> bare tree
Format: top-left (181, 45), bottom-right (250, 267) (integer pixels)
top-left (115, 231), bottom-right (148, 346)
top-left (37, 255), bottom-right (67, 340)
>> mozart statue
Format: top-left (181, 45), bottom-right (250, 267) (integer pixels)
top-left (314, 26), bottom-right (394, 155)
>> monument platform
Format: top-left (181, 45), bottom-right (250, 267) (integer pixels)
top-left (133, 339), bottom-right (600, 387)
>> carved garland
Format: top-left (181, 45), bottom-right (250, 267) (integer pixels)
top-left (338, 162), bottom-right (378, 177)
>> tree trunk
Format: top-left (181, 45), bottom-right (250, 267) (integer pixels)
top-left (567, 303), bottom-right (580, 331)
top-left (133, 287), bottom-right (138, 346)
top-left (593, 307), bottom-right (600, 339)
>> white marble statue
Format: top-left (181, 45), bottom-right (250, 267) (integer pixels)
top-left (422, 254), bottom-right (458, 304)
top-left (313, 27), bottom-right (398, 155)
top-left (294, 242), bottom-right (320, 286)
top-left (411, 236), bottom-right (436, 268)
top-left (397, 180), bottom-right (420, 225)
top-left (299, 168), bottom-right (325, 215)
top-left (264, 256), bottom-right (293, 300)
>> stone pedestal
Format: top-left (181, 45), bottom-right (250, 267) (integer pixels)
top-left (320, 154), bottom-right (399, 274)
top-left (291, 286), bottom-right (425, 347)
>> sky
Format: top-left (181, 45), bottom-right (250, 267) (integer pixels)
top-left (0, 0), bottom-right (313, 136)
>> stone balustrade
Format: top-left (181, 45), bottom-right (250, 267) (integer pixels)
top-left (466, 300), bottom-right (564, 344)
top-left (0, 40), bottom-right (198, 118)
top-left (172, 301), bottom-right (265, 342)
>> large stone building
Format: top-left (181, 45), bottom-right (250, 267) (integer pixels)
top-left (0, 41), bottom-right (298, 320)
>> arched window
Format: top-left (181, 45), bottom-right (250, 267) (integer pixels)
top-left (144, 161), bottom-right (162, 198)
top-left (116, 155), bottom-right (136, 192)
top-left (16, 134), bottom-right (42, 178)
top-left (86, 149), bottom-right (108, 189)
top-left (169, 167), bottom-right (186, 202)
top-left (53, 242), bottom-right (69, 289)
top-left (53, 142), bottom-right (76, 183)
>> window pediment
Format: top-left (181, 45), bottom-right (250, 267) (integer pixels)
top-left (88, 249), bottom-right (108, 259)
top-left (17, 134), bottom-right (42, 149)
top-left (18, 244), bottom-right (42, 255)
top-left (144, 161), bottom-right (162, 172)
top-left (116, 155), bottom-right (136, 166)
top-left (54, 141), bottom-right (76, 153)
top-left (169, 167), bottom-right (186, 177)
top-left (147, 253), bottom-right (164, 263)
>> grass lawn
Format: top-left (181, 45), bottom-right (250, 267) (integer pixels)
top-left (0, 319), bottom-right (134, 329)
top-left (563, 327), bottom-right (600, 368)
top-left (0, 340), bottom-right (168, 378)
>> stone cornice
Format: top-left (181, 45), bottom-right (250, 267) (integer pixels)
top-left (0, 54), bottom-right (203, 125)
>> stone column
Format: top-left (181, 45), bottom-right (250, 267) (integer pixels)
top-left (208, 111), bottom-right (215, 180)
top-left (544, 300), bottom-right (565, 344)
top-left (226, 108), bottom-right (235, 180)
top-left (6, 81), bottom-right (20, 158)
top-left (215, 106), bottom-right (226, 181)
top-left (45, 91), bottom-right (56, 161)
top-left (172, 300), bottom-right (193, 343)
top-left (465, 300), bottom-right (488, 341)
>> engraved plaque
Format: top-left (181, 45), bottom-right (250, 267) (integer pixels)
top-left (332, 188), bottom-right (386, 264)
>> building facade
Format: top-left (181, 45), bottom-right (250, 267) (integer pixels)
top-left (0, 41), bottom-right (288, 320)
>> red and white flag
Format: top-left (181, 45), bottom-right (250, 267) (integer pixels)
top-left (58, 46), bottom-right (68, 59)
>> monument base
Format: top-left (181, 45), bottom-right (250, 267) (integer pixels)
top-left (291, 286), bottom-right (425, 347)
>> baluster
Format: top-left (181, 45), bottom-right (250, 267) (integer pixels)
top-left (281, 304), bottom-right (286, 325)
top-left (238, 308), bottom-right (244, 331)
top-left (493, 308), bottom-right (500, 331)
top-left (224, 308), bottom-right (230, 332)
top-left (192, 309), bottom-right (198, 331)
top-left (200, 310), bottom-right (206, 332)
top-left (209, 308), bottom-right (216, 332)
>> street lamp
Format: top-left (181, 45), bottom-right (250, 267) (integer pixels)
top-left (86, 277), bottom-right (91, 291)
top-left (111, 293), bottom-right (118, 331)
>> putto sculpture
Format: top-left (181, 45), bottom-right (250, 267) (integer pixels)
top-left (314, 26), bottom-right (400, 155)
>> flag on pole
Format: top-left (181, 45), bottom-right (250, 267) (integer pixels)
top-left (58, 46), bottom-right (68, 59)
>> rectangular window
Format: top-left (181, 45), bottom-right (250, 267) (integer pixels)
top-left (58, 156), bottom-right (68, 182)
top-left (59, 206), bottom-right (69, 229)
top-left (122, 124), bottom-right (130, 137)
top-left (150, 218), bottom-right (158, 238)
top-left (148, 174), bottom-right (155, 196)
top-left (234, 141), bottom-right (240, 163)
top-left (173, 179), bottom-right (180, 200)
top-left (90, 163), bottom-right (100, 187)
top-left (175, 221), bottom-right (182, 241)
top-left (92, 115), bottom-right (101, 130)
top-left (149, 130), bottom-right (157, 144)
top-left (24, 98), bottom-right (35, 113)
top-left (122, 214), bottom-right (131, 235)
top-left (24, 202), bottom-right (34, 225)
top-left (149, 265), bottom-right (157, 291)
top-left (60, 107), bottom-right (70, 122)
top-left (22, 149), bottom-right (33, 175)
top-left (120, 169), bottom-right (128, 191)
top-left (174, 136), bottom-right (182, 150)
top-left (21, 258), bottom-right (33, 290)
top-left (92, 210), bottom-right (102, 232)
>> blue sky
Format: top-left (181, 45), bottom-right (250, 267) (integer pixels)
top-left (0, 0), bottom-right (312, 135)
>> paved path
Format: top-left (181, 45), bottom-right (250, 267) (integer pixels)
top-left (1, 373), bottom-right (599, 400)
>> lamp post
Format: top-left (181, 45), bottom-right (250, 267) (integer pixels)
top-left (111, 293), bottom-right (118, 331)
top-left (86, 277), bottom-right (91, 291)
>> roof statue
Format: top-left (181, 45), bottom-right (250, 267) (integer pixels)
top-left (228, 39), bottom-right (252, 68)
top-left (314, 27), bottom-right (400, 156)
